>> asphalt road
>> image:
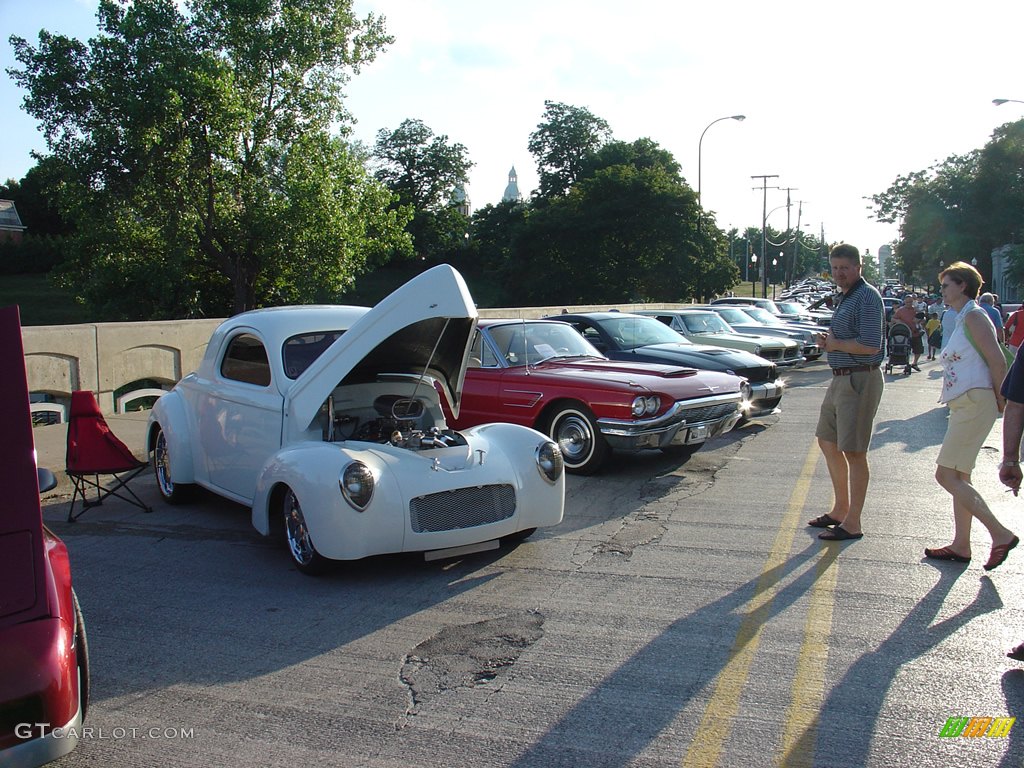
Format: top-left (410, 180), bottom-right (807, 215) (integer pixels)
top-left (36, 357), bottom-right (1024, 768)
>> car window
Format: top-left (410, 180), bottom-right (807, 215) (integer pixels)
top-left (221, 333), bottom-right (271, 386)
top-left (682, 313), bottom-right (730, 334)
top-left (469, 330), bottom-right (501, 368)
top-left (713, 307), bottom-right (749, 325)
top-left (603, 316), bottom-right (689, 348)
top-left (282, 331), bottom-right (346, 379)
top-left (487, 322), bottom-right (599, 365)
top-left (743, 307), bottom-right (781, 325)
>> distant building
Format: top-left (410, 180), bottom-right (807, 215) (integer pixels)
top-left (878, 244), bottom-right (892, 279)
top-left (502, 166), bottom-right (522, 203)
top-left (0, 200), bottom-right (26, 243)
top-left (451, 182), bottom-right (471, 217)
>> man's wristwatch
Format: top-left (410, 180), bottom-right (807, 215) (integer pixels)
top-left (1000, 460), bottom-right (1020, 468)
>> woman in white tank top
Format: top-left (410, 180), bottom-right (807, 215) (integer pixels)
top-left (925, 261), bottom-right (1016, 570)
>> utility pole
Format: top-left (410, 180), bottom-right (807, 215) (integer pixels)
top-left (751, 174), bottom-right (780, 298)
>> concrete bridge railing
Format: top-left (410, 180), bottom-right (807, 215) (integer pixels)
top-left (23, 303), bottom-right (674, 416)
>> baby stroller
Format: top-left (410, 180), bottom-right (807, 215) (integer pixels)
top-left (885, 321), bottom-right (913, 375)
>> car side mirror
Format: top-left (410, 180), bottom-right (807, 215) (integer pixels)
top-left (37, 467), bottom-right (57, 494)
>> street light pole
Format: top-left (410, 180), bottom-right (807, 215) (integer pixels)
top-left (698, 115), bottom-right (746, 222)
top-left (993, 98), bottom-right (1024, 106)
top-left (695, 115), bottom-right (745, 302)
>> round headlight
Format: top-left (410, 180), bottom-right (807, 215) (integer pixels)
top-left (340, 461), bottom-right (375, 511)
top-left (740, 380), bottom-right (753, 401)
top-left (631, 396), bottom-right (647, 417)
top-left (644, 395), bottom-right (660, 415)
top-left (753, 344), bottom-right (762, 355)
top-left (535, 440), bottom-right (564, 483)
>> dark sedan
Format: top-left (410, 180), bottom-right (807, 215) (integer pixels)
top-left (548, 312), bottom-right (785, 419)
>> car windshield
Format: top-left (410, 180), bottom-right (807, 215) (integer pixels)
top-left (775, 301), bottom-right (805, 315)
top-left (598, 316), bottom-right (692, 349)
top-left (487, 322), bottom-right (602, 366)
top-left (742, 307), bottom-right (785, 326)
top-left (711, 307), bottom-right (753, 326)
top-left (681, 313), bottom-right (734, 335)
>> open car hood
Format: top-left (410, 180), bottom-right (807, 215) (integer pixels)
top-left (285, 265), bottom-right (477, 434)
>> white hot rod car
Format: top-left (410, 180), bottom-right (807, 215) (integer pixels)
top-left (147, 265), bottom-right (565, 574)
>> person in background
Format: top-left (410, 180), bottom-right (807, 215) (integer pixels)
top-left (925, 312), bottom-right (941, 360)
top-left (980, 293), bottom-right (1006, 343)
top-left (940, 303), bottom-right (957, 350)
top-left (806, 244), bottom-right (885, 542)
top-left (1005, 305), bottom-right (1024, 356)
top-left (892, 294), bottom-right (924, 371)
top-left (925, 262), bottom-right (1016, 570)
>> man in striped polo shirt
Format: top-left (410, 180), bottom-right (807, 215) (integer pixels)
top-left (807, 244), bottom-right (885, 541)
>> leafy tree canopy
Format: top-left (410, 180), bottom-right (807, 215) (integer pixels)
top-left (870, 119), bottom-right (1024, 291)
top-left (8, 0), bottom-right (410, 319)
top-left (527, 100), bottom-right (612, 199)
top-left (371, 117), bottom-right (473, 262)
top-left (372, 118), bottom-right (473, 210)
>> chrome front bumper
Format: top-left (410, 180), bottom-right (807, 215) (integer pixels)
top-left (746, 379), bottom-right (785, 417)
top-left (597, 393), bottom-right (743, 451)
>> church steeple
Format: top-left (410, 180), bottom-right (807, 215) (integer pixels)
top-left (502, 166), bottom-right (521, 202)
top-left (450, 182), bottom-right (470, 217)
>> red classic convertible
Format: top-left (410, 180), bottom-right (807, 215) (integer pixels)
top-left (0, 305), bottom-right (89, 767)
top-left (448, 319), bottom-right (745, 474)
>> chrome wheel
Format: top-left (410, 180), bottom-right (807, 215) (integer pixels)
top-left (282, 488), bottom-right (327, 575)
top-left (547, 405), bottom-right (607, 475)
top-left (152, 427), bottom-right (191, 504)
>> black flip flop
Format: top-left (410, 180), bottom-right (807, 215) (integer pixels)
top-left (818, 526), bottom-right (863, 541)
top-left (808, 513), bottom-right (841, 528)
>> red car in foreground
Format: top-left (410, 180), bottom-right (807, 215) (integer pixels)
top-left (449, 319), bottom-right (745, 474)
top-left (0, 305), bottom-right (89, 767)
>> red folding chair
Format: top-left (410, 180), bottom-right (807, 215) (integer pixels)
top-left (66, 390), bottom-right (152, 522)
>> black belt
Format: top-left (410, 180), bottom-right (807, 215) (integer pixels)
top-left (832, 364), bottom-right (880, 376)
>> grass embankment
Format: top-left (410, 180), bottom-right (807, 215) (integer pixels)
top-left (0, 273), bottom-right (90, 326)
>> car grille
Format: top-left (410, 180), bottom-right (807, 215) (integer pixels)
top-left (680, 402), bottom-right (740, 424)
top-left (410, 484), bottom-right (517, 533)
top-left (731, 364), bottom-right (778, 384)
top-left (758, 348), bottom-right (782, 361)
top-left (783, 347), bottom-right (801, 361)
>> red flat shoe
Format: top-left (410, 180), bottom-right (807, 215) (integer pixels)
top-left (984, 535), bottom-right (1019, 571)
top-left (924, 546), bottom-right (971, 563)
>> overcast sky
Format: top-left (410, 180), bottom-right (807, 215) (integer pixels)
top-left (3, 0), bottom-right (1022, 261)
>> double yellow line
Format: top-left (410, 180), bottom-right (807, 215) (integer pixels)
top-left (681, 441), bottom-right (839, 768)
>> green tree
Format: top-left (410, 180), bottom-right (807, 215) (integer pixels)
top-left (870, 120), bottom-right (1024, 291)
top-left (9, 0), bottom-right (409, 319)
top-left (372, 118), bottom-right (473, 261)
top-left (511, 139), bottom-right (723, 304)
top-left (0, 158), bottom-right (72, 236)
top-left (528, 100), bottom-right (612, 199)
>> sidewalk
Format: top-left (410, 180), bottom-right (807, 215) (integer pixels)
top-left (34, 410), bottom-right (151, 497)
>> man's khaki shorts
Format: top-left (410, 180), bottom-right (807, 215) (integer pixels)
top-left (815, 367), bottom-right (884, 453)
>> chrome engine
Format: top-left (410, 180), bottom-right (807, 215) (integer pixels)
top-left (323, 394), bottom-right (467, 450)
